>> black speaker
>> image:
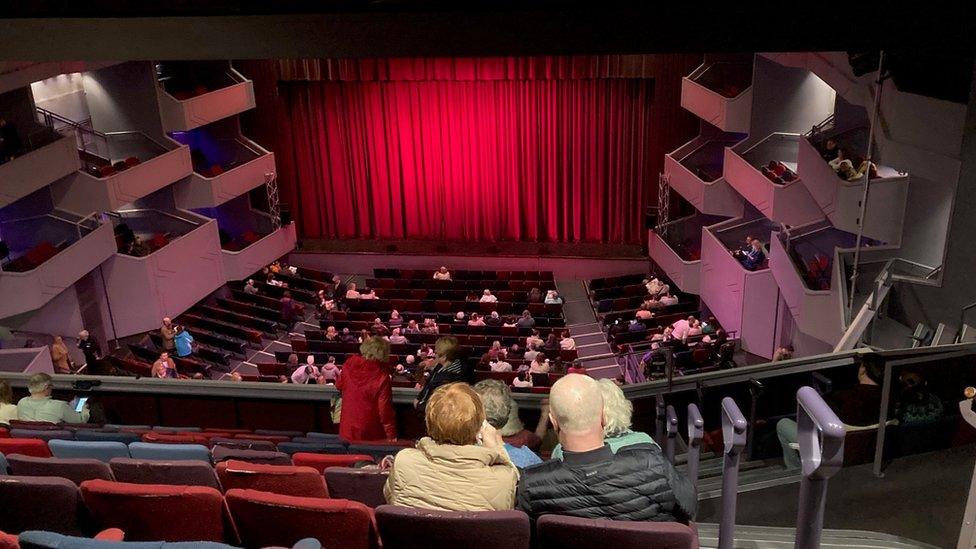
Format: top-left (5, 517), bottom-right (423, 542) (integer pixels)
top-left (279, 211), bottom-right (292, 225)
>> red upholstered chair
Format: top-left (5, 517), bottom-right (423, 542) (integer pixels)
top-left (141, 432), bottom-right (209, 445)
top-left (7, 420), bottom-right (60, 430)
top-left (205, 428), bottom-right (252, 435)
top-left (216, 460), bottom-right (329, 498)
top-left (0, 428), bottom-right (8, 439)
top-left (0, 438), bottom-right (52, 458)
top-left (211, 447), bottom-right (293, 465)
top-left (375, 505), bottom-right (530, 549)
top-left (0, 529), bottom-right (16, 549)
top-left (80, 479), bottom-right (228, 542)
top-left (225, 489), bottom-right (377, 549)
top-left (6, 455), bottom-right (114, 485)
top-left (0, 476), bottom-right (91, 535)
top-left (109, 458), bottom-right (221, 490)
top-left (292, 453), bottom-right (374, 473)
top-left (232, 433), bottom-right (290, 445)
top-left (323, 467), bottom-right (389, 508)
top-left (535, 515), bottom-right (699, 549)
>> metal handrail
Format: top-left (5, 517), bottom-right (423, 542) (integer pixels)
top-left (718, 397), bottom-right (747, 549)
top-left (686, 403), bottom-right (704, 488)
top-left (794, 386), bottom-right (846, 549)
top-left (114, 208), bottom-right (201, 227)
top-left (665, 404), bottom-right (678, 464)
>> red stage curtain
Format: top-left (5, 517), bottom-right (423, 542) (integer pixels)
top-left (283, 77), bottom-right (656, 244)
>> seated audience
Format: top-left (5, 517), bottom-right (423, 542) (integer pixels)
top-left (340, 327), bottom-right (357, 344)
top-left (243, 279), bottom-right (259, 295)
top-left (487, 340), bottom-right (506, 361)
top-left (345, 282), bottom-right (362, 300)
top-left (523, 345), bottom-right (541, 363)
top-left (551, 378), bottom-right (658, 459)
top-left (635, 305), bottom-right (654, 321)
top-left (421, 318), bottom-right (440, 334)
top-left (467, 313), bottom-right (486, 327)
top-left (560, 331), bottom-right (577, 350)
top-left (659, 293), bottom-right (679, 307)
top-left (385, 382), bottom-right (517, 510)
top-left (465, 291), bottom-right (480, 302)
top-left (512, 371), bottom-right (533, 388)
top-left (685, 319), bottom-right (703, 340)
top-left (778, 354), bottom-right (885, 469)
top-left (701, 316), bottom-right (717, 335)
top-left (324, 326), bottom-right (339, 341)
top-left (389, 328), bottom-right (408, 345)
top-left (645, 277), bottom-right (666, 297)
top-left (454, 311), bottom-right (467, 324)
top-left (291, 356), bottom-right (322, 385)
top-left (0, 380), bottom-right (18, 424)
top-left (490, 357), bottom-right (513, 372)
top-left (433, 266), bottom-right (452, 281)
top-left (320, 356), bottom-right (341, 384)
top-left (152, 352), bottom-right (177, 379)
top-left (371, 318), bottom-right (390, 337)
top-left (516, 374), bottom-right (696, 522)
top-left (360, 289), bottom-right (378, 300)
top-left (529, 354), bottom-right (550, 375)
top-left (828, 147), bottom-right (854, 172)
top-left (739, 239), bottom-right (766, 271)
top-left (404, 319), bottom-right (421, 334)
top-left (17, 373), bottom-right (90, 423)
top-left (50, 336), bottom-right (72, 374)
top-left (527, 287), bottom-right (543, 303)
top-left (286, 353), bottom-right (300, 370)
top-left (415, 336), bottom-right (470, 411)
top-left (500, 398), bottom-right (546, 451)
top-left (731, 236), bottom-right (753, 259)
top-left (473, 380), bottom-right (544, 468)
top-left (526, 329), bottom-right (543, 350)
top-left (818, 137), bottom-right (839, 162)
top-left (517, 310), bottom-right (536, 328)
top-left (337, 336), bottom-right (397, 440)
top-left (545, 290), bottom-right (563, 304)
top-left (895, 369), bottom-right (944, 426)
top-left (389, 310), bottom-right (403, 329)
top-left (485, 311), bottom-right (503, 326)
top-left (480, 289), bottom-right (498, 303)
top-left (772, 345), bottom-right (794, 362)
top-left (627, 319), bottom-right (645, 333)
top-left (543, 333), bottom-right (560, 352)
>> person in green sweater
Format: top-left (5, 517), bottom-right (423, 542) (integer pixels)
top-left (550, 378), bottom-right (657, 460)
top-left (16, 373), bottom-right (89, 424)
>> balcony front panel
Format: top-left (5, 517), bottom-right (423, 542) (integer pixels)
top-left (222, 222), bottom-right (297, 282)
top-left (157, 80), bottom-right (257, 133)
top-left (0, 135), bottom-right (80, 208)
top-left (648, 230), bottom-right (701, 295)
top-left (723, 147), bottom-right (824, 227)
top-left (769, 236), bottom-right (844, 346)
top-left (680, 78), bottom-right (752, 133)
top-left (0, 221), bottom-right (115, 319)
top-left (101, 220), bottom-right (224, 338)
top-left (52, 145), bottom-right (193, 212)
top-left (700, 225), bottom-right (777, 359)
top-left (174, 151), bottom-right (276, 209)
top-left (796, 137), bottom-right (908, 244)
top-left (665, 152), bottom-right (743, 218)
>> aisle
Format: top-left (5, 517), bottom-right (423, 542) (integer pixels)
top-left (556, 279), bottom-right (620, 379)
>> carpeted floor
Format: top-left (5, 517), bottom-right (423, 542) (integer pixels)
top-left (696, 444), bottom-right (976, 547)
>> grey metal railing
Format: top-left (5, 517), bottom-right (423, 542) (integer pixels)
top-left (665, 404), bottom-right (678, 464)
top-left (686, 403), bottom-right (704, 489)
top-left (718, 397), bottom-right (747, 549)
top-left (794, 386), bottom-right (846, 549)
top-left (655, 394), bottom-right (666, 443)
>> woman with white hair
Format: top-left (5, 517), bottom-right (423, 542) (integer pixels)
top-left (549, 377), bottom-right (657, 460)
top-left (480, 289), bottom-right (498, 303)
top-left (473, 380), bottom-right (543, 468)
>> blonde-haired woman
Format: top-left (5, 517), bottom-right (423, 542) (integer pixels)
top-left (549, 377), bottom-right (657, 460)
top-left (335, 336), bottom-right (397, 441)
top-left (385, 382), bottom-right (517, 511)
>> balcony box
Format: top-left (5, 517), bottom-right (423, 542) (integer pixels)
top-left (0, 347), bottom-right (55, 375)
top-left (100, 211), bottom-right (225, 338)
top-left (157, 68), bottom-right (256, 132)
top-left (724, 134), bottom-right (825, 228)
top-left (174, 138), bottom-right (276, 209)
top-left (0, 132), bottom-right (80, 209)
top-left (796, 136), bottom-right (909, 244)
top-left (222, 222), bottom-right (297, 282)
top-left (649, 231), bottom-right (701, 295)
top-left (699, 219), bottom-right (779, 359)
top-left (681, 63), bottom-right (753, 133)
top-left (51, 134), bottom-right (192, 213)
top-left (769, 234), bottom-right (845, 347)
top-left (0, 215), bottom-right (115, 319)
top-left (665, 134), bottom-right (745, 217)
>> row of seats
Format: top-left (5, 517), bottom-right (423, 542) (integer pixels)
top-left (364, 278), bottom-right (557, 292)
top-left (374, 268), bottom-right (555, 281)
top-left (346, 297), bottom-right (563, 317)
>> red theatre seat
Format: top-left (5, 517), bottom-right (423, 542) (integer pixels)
top-left (291, 453), bottom-right (375, 473)
top-left (0, 438), bottom-right (53, 458)
top-left (216, 460), bottom-right (329, 498)
top-left (80, 479), bottom-right (227, 543)
top-left (0, 428), bottom-right (8, 439)
top-left (324, 467), bottom-right (389, 508)
top-left (141, 432), bottom-right (210, 446)
top-left (225, 489), bottom-right (377, 549)
top-left (536, 514), bottom-right (699, 549)
top-left (0, 476), bottom-right (90, 536)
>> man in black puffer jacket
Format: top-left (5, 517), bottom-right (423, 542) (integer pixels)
top-left (516, 374), bottom-right (696, 522)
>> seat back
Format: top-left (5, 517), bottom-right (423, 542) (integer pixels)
top-left (324, 467), bottom-right (389, 508)
top-left (345, 444), bottom-right (410, 462)
top-left (0, 438), bottom-right (52, 458)
top-left (15, 531), bottom-right (238, 548)
top-left (49, 440), bottom-right (130, 463)
top-left (209, 438), bottom-right (277, 452)
top-left (110, 458), bottom-right (221, 490)
top-left (375, 505), bottom-right (530, 549)
top-left (291, 453), bottom-right (375, 473)
top-left (226, 489), bottom-right (375, 549)
top-left (6, 455), bottom-right (114, 485)
top-left (73, 430), bottom-right (143, 444)
top-left (80, 479), bottom-right (226, 542)
top-left (8, 430), bottom-right (72, 442)
top-left (535, 515), bottom-right (698, 549)
top-left (210, 446), bottom-right (292, 465)
top-left (0, 476), bottom-right (90, 535)
top-left (277, 441), bottom-right (346, 455)
top-left (128, 442), bottom-right (211, 462)
top-left (216, 460), bottom-right (329, 498)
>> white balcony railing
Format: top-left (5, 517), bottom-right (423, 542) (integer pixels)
top-left (665, 134), bottom-right (745, 217)
top-left (769, 233), bottom-right (845, 346)
top-left (680, 63), bottom-right (753, 133)
top-left (0, 132), bottom-right (80, 208)
top-left (649, 229), bottom-right (701, 295)
top-left (174, 137), bottom-right (276, 209)
top-left (156, 68), bottom-right (256, 132)
top-left (222, 222), bottom-right (297, 282)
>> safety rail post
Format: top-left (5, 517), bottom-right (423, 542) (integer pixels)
top-left (794, 386), bottom-right (846, 549)
top-left (718, 397), bottom-right (747, 549)
top-left (686, 403), bottom-right (704, 489)
top-left (665, 404), bottom-right (678, 464)
top-left (655, 394), bottom-right (667, 443)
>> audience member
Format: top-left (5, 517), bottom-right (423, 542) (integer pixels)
top-left (291, 356), bottom-right (322, 385)
top-left (433, 266), bottom-right (452, 281)
top-left (285, 353), bottom-right (300, 370)
top-left (550, 378), bottom-right (658, 459)
top-left (320, 356), bottom-right (341, 384)
top-left (659, 293), bottom-right (679, 307)
top-left (404, 319), bottom-right (421, 334)
top-left (818, 137), bottom-right (839, 161)
top-left (243, 279), bottom-right (259, 295)
top-left (627, 319), bottom-right (645, 333)
top-left (0, 380), bottom-right (18, 424)
top-left (480, 289), bottom-right (498, 303)
top-left (371, 318), bottom-right (390, 337)
top-left (528, 355), bottom-right (550, 375)
top-left (280, 291), bottom-right (298, 326)
top-left (340, 327), bottom-right (357, 344)
top-left (523, 345), bottom-right (541, 363)
top-left (323, 326), bottom-right (339, 341)
top-left (645, 277), bottom-right (666, 297)
top-left (543, 333), bottom-right (560, 352)
top-left (772, 345), bottom-right (794, 362)
top-left (487, 340), bottom-right (506, 361)
top-left (559, 331), bottom-right (577, 351)
top-left (828, 147), bottom-right (853, 172)
top-left (388, 310), bottom-right (403, 329)
top-left (740, 239), bottom-right (766, 271)
top-left (485, 311), bottom-right (503, 326)
top-left (17, 373), bottom-right (89, 423)
top-left (386, 327), bottom-right (406, 344)
top-left (454, 311), bottom-right (467, 324)
top-left (77, 330), bottom-right (102, 373)
top-left (526, 329), bottom-right (543, 350)
top-left (490, 356), bottom-right (513, 372)
top-left (545, 290), bottom-right (563, 304)
top-left (895, 370), bottom-right (945, 426)
top-left (174, 326), bottom-right (194, 358)
top-left (778, 354), bottom-right (885, 469)
top-left (152, 352), bottom-right (178, 379)
top-left (517, 310), bottom-right (536, 328)
top-left (465, 291), bottom-right (480, 303)
top-left (567, 363), bottom-right (588, 375)
top-left (473, 380), bottom-right (544, 468)
top-left (415, 336), bottom-right (470, 411)
top-left (360, 289), bottom-right (378, 300)
top-left (635, 305), bottom-right (654, 321)
top-left (731, 236), bottom-right (753, 259)
top-left (160, 318), bottom-right (176, 352)
top-left (337, 336), bottom-right (397, 440)
top-left (345, 282), bottom-right (361, 300)
top-left (385, 383), bottom-right (517, 511)
top-left (512, 371), bottom-right (533, 388)
top-left (467, 313), bottom-right (486, 327)
top-left (527, 287), bottom-right (543, 303)
top-left (421, 318), bottom-right (440, 334)
top-left (50, 336), bottom-right (72, 374)
top-left (516, 374), bottom-right (695, 522)
top-left (499, 399), bottom-right (547, 451)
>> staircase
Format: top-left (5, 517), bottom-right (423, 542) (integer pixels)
top-left (554, 280), bottom-right (619, 379)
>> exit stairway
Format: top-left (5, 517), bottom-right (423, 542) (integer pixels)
top-left (555, 279), bottom-right (620, 379)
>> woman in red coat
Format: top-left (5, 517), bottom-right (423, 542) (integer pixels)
top-left (336, 336), bottom-right (398, 441)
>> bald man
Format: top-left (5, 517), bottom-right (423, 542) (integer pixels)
top-left (515, 374), bottom-right (696, 522)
